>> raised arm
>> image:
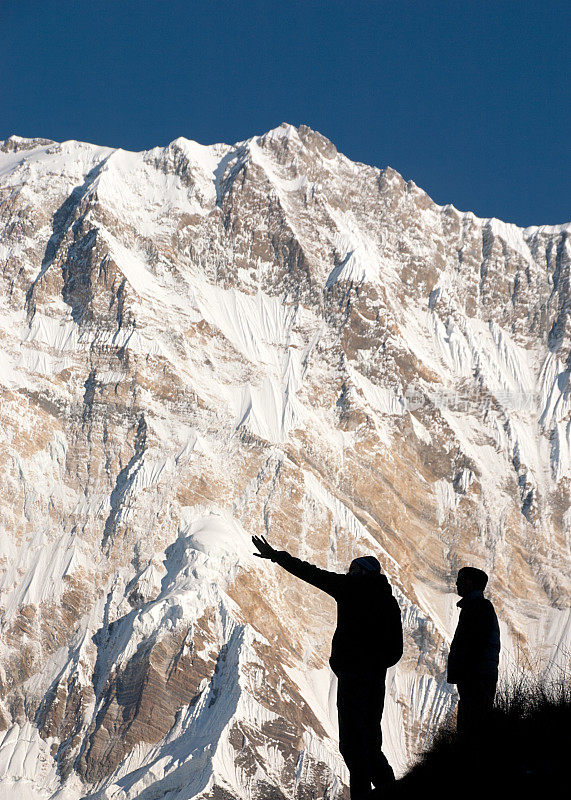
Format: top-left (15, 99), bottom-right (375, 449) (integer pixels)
top-left (252, 535), bottom-right (344, 598)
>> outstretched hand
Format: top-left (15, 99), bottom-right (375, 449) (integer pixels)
top-left (252, 534), bottom-right (276, 560)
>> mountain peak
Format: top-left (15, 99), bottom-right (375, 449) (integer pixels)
top-left (1, 134), bottom-right (55, 153)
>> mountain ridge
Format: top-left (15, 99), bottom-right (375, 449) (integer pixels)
top-left (3, 124), bottom-right (570, 231)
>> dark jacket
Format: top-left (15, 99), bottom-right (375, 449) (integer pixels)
top-left (271, 550), bottom-right (403, 676)
top-left (447, 590), bottom-right (500, 684)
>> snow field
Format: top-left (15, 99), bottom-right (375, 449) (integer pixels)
top-left (0, 128), bottom-right (569, 799)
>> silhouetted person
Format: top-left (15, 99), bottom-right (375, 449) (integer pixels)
top-left (447, 566), bottom-right (500, 735)
top-left (252, 534), bottom-right (402, 800)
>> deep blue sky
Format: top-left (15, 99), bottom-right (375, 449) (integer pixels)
top-left (3, 1), bottom-right (569, 226)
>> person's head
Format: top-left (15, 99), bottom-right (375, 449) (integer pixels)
top-left (348, 555), bottom-right (381, 576)
top-left (456, 566), bottom-right (488, 597)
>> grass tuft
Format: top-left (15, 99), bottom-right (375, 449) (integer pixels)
top-left (382, 668), bottom-right (570, 800)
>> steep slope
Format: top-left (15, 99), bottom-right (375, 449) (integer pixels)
top-left (0, 125), bottom-right (569, 800)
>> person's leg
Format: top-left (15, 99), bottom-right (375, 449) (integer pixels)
top-left (457, 678), bottom-right (497, 735)
top-left (337, 674), bottom-right (374, 799)
top-left (368, 675), bottom-right (395, 789)
top-left (371, 741), bottom-right (394, 789)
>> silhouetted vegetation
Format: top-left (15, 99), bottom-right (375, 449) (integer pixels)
top-left (384, 668), bottom-right (570, 800)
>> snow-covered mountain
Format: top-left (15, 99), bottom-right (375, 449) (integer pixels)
top-left (0, 124), bottom-right (569, 800)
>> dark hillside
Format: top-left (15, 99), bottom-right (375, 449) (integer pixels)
top-left (384, 673), bottom-right (570, 800)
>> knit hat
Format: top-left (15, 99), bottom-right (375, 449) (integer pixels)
top-left (458, 566), bottom-right (488, 590)
top-left (350, 556), bottom-right (381, 574)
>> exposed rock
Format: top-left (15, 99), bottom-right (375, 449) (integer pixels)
top-left (0, 124), bottom-right (568, 799)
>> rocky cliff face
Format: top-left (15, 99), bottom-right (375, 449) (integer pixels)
top-left (0, 124), bottom-right (569, 800)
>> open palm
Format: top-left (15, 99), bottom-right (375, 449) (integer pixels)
top-left (252, 535), bottom-right (276, 559)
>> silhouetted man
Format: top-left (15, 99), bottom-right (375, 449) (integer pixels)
top-left (252, 534), bottom-right (402, 800)
top-left (447, 566), bottom-right (500, 735)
